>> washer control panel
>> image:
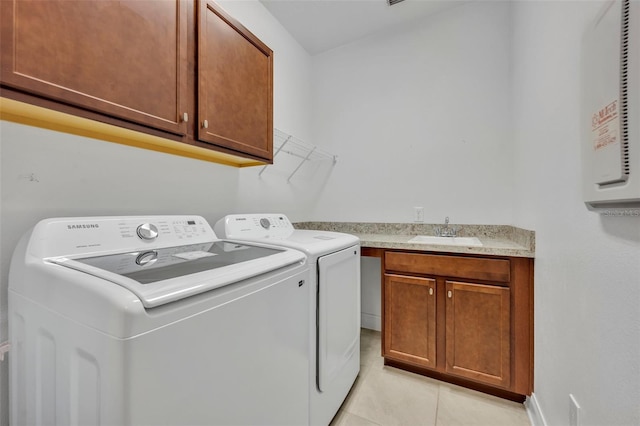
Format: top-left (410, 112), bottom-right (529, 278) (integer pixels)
top-left (216, 214), bottom-right (294, 239)
top-left (118, 218), bottom-right (210, 242)
top-left (37, 215), bottom-right (216, 257)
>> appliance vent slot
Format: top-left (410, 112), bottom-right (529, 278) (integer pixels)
top-left (620, 0), bottom-right (631, 176)
top-left (388, 0), bottom-right (406, 5)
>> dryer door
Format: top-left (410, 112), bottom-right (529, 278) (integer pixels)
top-left (317, 245), bottom-right (361, 391)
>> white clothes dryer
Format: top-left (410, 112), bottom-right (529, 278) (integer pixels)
top-left (215, 214), bottom-right (361, 426)
top-left (9, 215), bottom-right (310, 426)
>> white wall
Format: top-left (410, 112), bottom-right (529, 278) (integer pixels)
top-left (0, 2), bottom-right (314, 424)
top-left (309, 0), bottom-right (513, 335)
top-left (309, 1), bottom-right (513, 225)
top-left (511, 2), bottom-right (640, 426)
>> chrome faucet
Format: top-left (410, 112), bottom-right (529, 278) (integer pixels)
top-left (434, 216), bottom-right (458, 237)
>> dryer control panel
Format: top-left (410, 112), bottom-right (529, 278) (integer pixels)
top-left (215, 214), bottom-right (294, 239)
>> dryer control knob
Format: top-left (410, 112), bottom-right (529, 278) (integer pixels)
top-left (260, 218), bottom-right (271, 229)
top-left (137, 223), bottom-right (159, 240)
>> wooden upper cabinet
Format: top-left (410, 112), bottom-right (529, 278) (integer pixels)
top-left (0, 0), bottom-right (189, 135)
top-left (445, 281), bottom-right (511, 388)
top-left (198, 0), bottom-right (273, 161)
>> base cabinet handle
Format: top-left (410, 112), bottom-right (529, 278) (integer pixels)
top-left (447, 290), bottom-right (452, 298)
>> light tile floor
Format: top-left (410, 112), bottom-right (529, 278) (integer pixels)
top-left (330, 329), bottom-right (531, 426)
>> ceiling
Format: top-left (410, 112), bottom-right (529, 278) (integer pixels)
top-left (259, 0), bottom-right (466, 55)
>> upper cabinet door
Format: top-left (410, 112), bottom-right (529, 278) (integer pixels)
top-left (198, 1), bottom-right (273, 161)
top-left (0, 0), bottom-right (188, 135)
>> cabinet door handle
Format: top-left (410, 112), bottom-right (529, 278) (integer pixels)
top-left (429, 288), bottom-right (433, 296)
top-left (202, 119), bottom-right (209, 129)
top-left (447, 290), bottom-right (452, 298)
top-left (181, 112), bottom-right (189, 123)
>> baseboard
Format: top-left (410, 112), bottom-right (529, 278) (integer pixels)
top-left (361, 313), bottom-right (381, 331)
top-left (525, 393), bottom-right (548, 426)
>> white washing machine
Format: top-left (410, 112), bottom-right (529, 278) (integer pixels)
top-left (215, 214), bottom-right (361, 426)
top-left (9, 215), bottom-right (310, 426)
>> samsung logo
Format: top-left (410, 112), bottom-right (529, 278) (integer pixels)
top-left (67, 224), bottom-right (100, 230)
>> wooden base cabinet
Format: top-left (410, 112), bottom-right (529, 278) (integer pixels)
top-left (382, 251), bottom-right (533, 400)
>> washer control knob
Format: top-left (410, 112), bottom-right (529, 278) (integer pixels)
top-left (136, 251), bottom-right (158, 266)
top-left (137, 223), bottom-right (159, 240)
top-left (260, 218), bottom-right (271, 229)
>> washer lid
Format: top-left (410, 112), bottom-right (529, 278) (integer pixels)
top-left (49, 240), bottom-right (305, 308)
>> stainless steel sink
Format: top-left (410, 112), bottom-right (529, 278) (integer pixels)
top-left (408, 235), bottom-right (483, 247)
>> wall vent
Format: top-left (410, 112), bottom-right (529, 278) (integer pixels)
top-left (620, 0), bottom-right (631, 176)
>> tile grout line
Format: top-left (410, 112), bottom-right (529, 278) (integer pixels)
top-left (433, 383), bottom-right (442, 426)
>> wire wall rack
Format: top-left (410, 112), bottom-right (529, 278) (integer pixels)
top-left (259, 129), bottom-right (337, 182)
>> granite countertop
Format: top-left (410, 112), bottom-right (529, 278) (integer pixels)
top-left (294, 222), bottom-right (535, 258)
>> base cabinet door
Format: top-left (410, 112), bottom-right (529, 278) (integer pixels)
top-left (445, 280), bottom-right (511, 388)
top-left (383, 274), bottom-right (436, 369)
top-left (0, 0), bottom-right (188, 135)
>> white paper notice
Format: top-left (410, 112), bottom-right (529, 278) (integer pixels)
top-left (173, 251), bottom-right (218, 260)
